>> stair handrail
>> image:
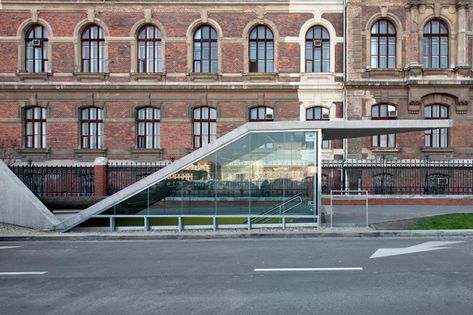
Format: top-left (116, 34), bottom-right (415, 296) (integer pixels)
top-left (251, 194), bottom-right (303, 224)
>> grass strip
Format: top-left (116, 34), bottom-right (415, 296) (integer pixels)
top-left (409, 213), bottom-right (473, 230)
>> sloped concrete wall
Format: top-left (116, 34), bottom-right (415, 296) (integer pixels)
top-left (0, 161), bottom-right (60, 230)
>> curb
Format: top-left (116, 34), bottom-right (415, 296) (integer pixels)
top-left (1, 230), bottom-right (473, 241)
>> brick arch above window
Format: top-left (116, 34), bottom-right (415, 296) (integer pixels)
top-left (298, 19), bottom-right (338, 73)
top-left (136, 24), bottom-right (163, 73)
top-left (422, 19), bottom-right (449, 69)
top-left (305, 106), bottom-right (330, 120)
top-left (193, 24), bottom-right (218, 73)
top-left (364, 13), bottom-right (403, 70)
top-left (369, 19), bottom-right (397, 69)
top-left (420, 93), bottom-right (457, 108)
top-left (17, 19), bottom-right (53, 73)
top-left (248, 24), bottom-right (275, 73)
top-left (186, 19), bottom-right (223, 74)
top-left (73, 19), bottom-right (110, 73)
top-left (130, 20), bottom-right (166, 74)
top-left (305, 25), bottom-right (330, 73)
top-left (249, 106), bottom-right (274, 121)
top-left (242, 19), bottom-right (280, 73)
top-left (371, 104), bottom-right (397, 119)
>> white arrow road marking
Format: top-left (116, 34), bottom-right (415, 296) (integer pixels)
top-left (255, 267), bottom-right (363, 272)
top-left (0, 246), bottom-right (21, 250)
top-left (0, 272), bottom-right (47, 276)
top-left (370, 241), bottom-right (464, 259)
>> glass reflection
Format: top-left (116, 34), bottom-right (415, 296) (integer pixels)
top-left (103, 131), bottom-right (318, 219)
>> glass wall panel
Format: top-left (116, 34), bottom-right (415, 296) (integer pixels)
top-left (99, 130), bottom-right (318, 221)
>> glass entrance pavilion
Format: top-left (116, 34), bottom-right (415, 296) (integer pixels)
top-left (57, 119), bottom-right (451, 232)
top-left (101, 130), bottom-right (319, 228)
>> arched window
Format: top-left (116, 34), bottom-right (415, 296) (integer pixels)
top-left (137, 107), bottom-right (160, 149)
top-left (193, 25), bottom-right (218, 73)
top-left (81, 24), bottom-right (105, 72)
top-left (249, 25), bottom-right (274, 72)
top-left (371, 104), bottom-right (397, 148)
top-left (24, 106), bottom-right (47, 149)
top-left (25, 24), bottom-right (49, 73)
top-left (423, 19), bottom-right (448, 68)
top-left (305, 25), bottom-right (330, 72)
top-left (424, 104), bottom-right (448, 148)
top-left (425, 174), bottom-right (448, 195)
top-left (306, 106), bottom-right (330, 148)
top-left (193, 107), bottom-right (216, 148)
top-left (306, 106), bottom-right (330, 121)
top-left (374, 173), bottom-right (394, 195)
top-left (81, 107), bottom-right (104, 149)
top-left (370, 20), bottom-right (396, 68)
top-left (137, 25), bottom-right (162, 73)
top-left (249, 106), bottom-right (273, 121)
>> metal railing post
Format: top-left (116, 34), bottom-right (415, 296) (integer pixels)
top-left (144, 217), bottom-right (149, 231)
top-left (330, 191), bottom-right (333, 229)
top-left (365, 191), bottom-right (369, 228)
top-left (109, 217), bottom-right (116, 232)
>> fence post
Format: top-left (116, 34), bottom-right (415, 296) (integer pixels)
top-left (94, 157), bottom-right (108, 196)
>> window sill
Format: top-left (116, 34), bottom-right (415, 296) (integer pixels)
top-left (243, 72), bottom-right (279, 81)
top-left (422, 68), bottom-right (454, 76)
top-left (187, 72), bottom-right (220, 82)
top-left (18, 148), bottom-right (49, 155)
top-left (365, 68), bottom-right (404, 79)
top-left (421, 147), bottom-right (453, 153)
top-left (130, 72), bottom-right (165, 81)
top-left (130, 148), bottom-right (164, 155)
top-left (73, 72), bottom-right (110, 81)
top-left (365, 68), bottom-right (403, 72)
top-left (370, 147), bottom-right (400, 153)
top-left (16, 71), bottom-right (52, 81)
top-left (74, 149), bottom-right (107, 156)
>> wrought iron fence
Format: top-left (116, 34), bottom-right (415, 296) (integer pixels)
top-left (9, 164), bottom-right (94, 197)
top-left (9, 159), bottom-right (473, 197)
top-left (107, 161), bottom-right (170, 195)
top-left (322, 159), bottom-right (473, 195)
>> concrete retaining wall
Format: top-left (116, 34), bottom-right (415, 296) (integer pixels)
top-left (0, 161), bottom-right (60, 230)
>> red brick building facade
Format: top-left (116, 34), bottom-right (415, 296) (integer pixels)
top-left (346, 0), bottom-right (473, 160)
top-left (0, 0), bottom-right (344, 163)
top-left (0, 0), bottom-right (472, 165)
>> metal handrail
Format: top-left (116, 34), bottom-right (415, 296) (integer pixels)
top-left (251, 194), bottom-right (303, 224)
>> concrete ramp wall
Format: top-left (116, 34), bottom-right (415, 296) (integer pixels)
top-left (0, 161), bottom-right (60, 230)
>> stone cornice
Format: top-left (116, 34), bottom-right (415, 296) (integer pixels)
top-left (0, 82), bottom-right (300, 92)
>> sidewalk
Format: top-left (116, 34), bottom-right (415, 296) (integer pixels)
top-left (1, 224), bottom-right (473, 241)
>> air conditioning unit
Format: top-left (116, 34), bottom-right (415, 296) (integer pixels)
top-left (32, 39), bottom-right (42, 47)
top-left (322, 113), bottom-right (330, 120)
top-left (265, 113), bottom-right (274, 120)
top-left (313, 39), bottom-right (322, 47)
top-left (388, 110), bottom-right (398, 118)
top-left (437, 178), bottom-right (448, 185)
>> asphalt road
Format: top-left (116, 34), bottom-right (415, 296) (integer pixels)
top-left (0, 238), bottom-right (472, 315)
